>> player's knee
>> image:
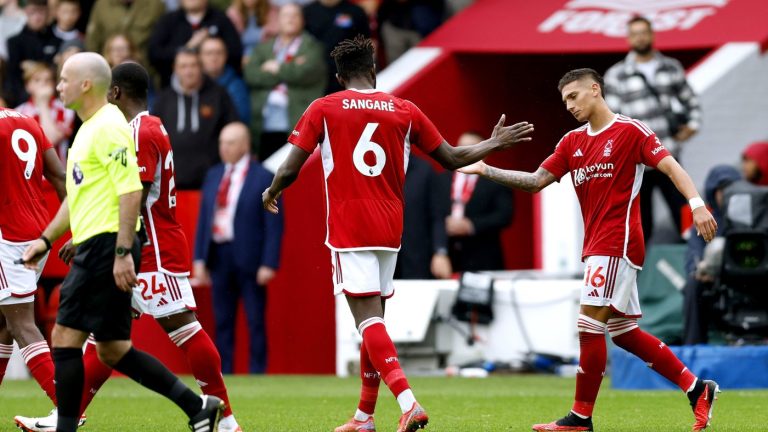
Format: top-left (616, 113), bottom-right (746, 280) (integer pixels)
top-left (607, 317), bottom-right (638, 340)
top-left (577, 314), bottom-right (607, 335)
top-left (96, 344), bottom-right (129, 367)
top-left (4, 318), bottom-right (39, 343)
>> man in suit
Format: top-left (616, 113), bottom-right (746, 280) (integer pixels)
top-left (395, 156), bottom-right (452, 280)
top-left (437, 131), bottom-right (514, 272)
top-left (193, 122), bottom-right (283, 374)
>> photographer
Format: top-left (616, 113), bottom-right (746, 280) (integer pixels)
top-left (682, 165), bottom-right (741, 345)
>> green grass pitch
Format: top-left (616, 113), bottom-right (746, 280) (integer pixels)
top-left (1, 375), bottom-right (767, 431)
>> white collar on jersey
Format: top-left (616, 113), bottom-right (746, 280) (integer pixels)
top-left (348, 88), bottom-right (381, 94)
top-left (587, 113), bottom-right (618, 136)
top-left (129, 110), bottom-right (150, 124)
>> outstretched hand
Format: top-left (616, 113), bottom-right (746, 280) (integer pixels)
top-left (491, 114), bottom-right (534, 149)
top-left (458, 160), bottom-right (488, 176)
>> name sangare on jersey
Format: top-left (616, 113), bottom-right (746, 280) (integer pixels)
top-left (289, 89), bottom-right (444, 251)
top-left (540, 114), bottom-right (671, 268)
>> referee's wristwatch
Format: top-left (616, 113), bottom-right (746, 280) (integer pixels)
top-left (115, 245), bottom-right (131, 257)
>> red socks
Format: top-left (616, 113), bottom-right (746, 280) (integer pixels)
top-left (572, 315), bottom-right (607, 418)
top-left (172, 322), bottom-right (233, 417)
top-left (80, 338), bottom-right (112, 415)
top-left (21, 341), bottom-right (57, 405)
top-left (358, 317), bottom-right (410, 399)
top-left (0, 343), bottom-right (13, 385)
top-left (357, 339), bottom-right (380, 415)
top-left (609, 319), bottom-right (696, 392)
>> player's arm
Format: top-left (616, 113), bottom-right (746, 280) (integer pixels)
top-left (262, 145), bottom-right (312, 214)
top-left (43, 148), bottom-right (66, 201)
top-left (656, 155), bottom-right (717, 241)
top-left (429, 115), bottom-right (534, 170)
top-left (460, 162), bottom-right (557, 194)
top-left (21, 197), bottom-right (70, 269)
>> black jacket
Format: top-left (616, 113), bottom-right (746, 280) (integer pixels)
top-left (302, 1), bottom-right (369, 94)
top-left (148, 7), bottom-right (242, 87)
top-left (395, 156), bottom-right (447, 279)
top-left (436, 172), bottom-right (514, 272)
top-left (4, 25), bottom-right (61, 106)
top-left (151, 76), bottom-right (238, 189)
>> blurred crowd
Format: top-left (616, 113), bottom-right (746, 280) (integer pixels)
top-left (0, 0), bottom-right (473, 187)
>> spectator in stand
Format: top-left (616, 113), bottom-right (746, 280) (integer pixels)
top-left (436, 131), bottom-right (513, 272)
top-left (149, 0), bottom-right (242, 87)
top-left (225, 0), bottom-right (278, 62)
top-left (741, 141), bottom-right (768, 186)
top-left (102, 34), bottom-right (138, 67)
top-left (682, 165), bottom-right (741, 345)
top-left (200, 36), bottom-right (250, 123)
top-left (194, 122), bottom-right (283, 374)
top-left (604, 16), bottom-right (702, 244)
top-left (377, 0), bottom-right (444, 65)
top-left (395, 156), bottom-right (452, 280)
top-left (85, 0), bottom-right (164, 71)
top-left (244, 3), bottom-right (325, 159)
top-left (54, 38), bottom-right (85, 72)
top-left (303, 0), bottom-right (369, 94)
top-left (152, 47), bottom-right (238, 189)
top-left (52, 0), bottom-right (82, 42)
top-left (4, 0), bottom-right (61, 107)
top-left (0, 0), bottom-right (26, 62)
top-left (14, 61), bottom-right (75, 161)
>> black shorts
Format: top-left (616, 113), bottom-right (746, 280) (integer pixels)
top-left (56, 233), bottom-right (141, 342)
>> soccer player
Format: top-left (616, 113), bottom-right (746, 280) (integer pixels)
top-left (459, 68), bottom-right (719, 432)
top-left (20, 52), bottom-right (223, 432)
top-left (14, 62), bottom-right (243, 432)
top-left (0, 107), bottom-right (69, 421)
top-left (262, 35), bottom-right (534, 432)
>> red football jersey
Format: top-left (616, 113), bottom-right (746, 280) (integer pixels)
top-left (130, 112), bottom-right (190, 275)
top-left (0, 108), bottom-right (53, 242)
top-left (540, 114), bottom-right (671, 268)
top-left (289, 89), bottom-right (444, 250)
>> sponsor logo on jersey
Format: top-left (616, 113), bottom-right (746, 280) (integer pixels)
top-left (572, 162), bottom-right (614, 186)
top-left (652, 144), bottom-right (666, 155)
top-left (587, 288), bottom-right (600, 297)
top-left (538, 0), bottom-right (727, 38)
top-left (292, 130), bottom-right (300, 137)
top-left (603, 139), bottom-right (613, 157)
top-left (573, 148), bottom-right (584, 157)
top-left (384, 356), bottom-right (398, 364)
top-left (72, 163), bottom-right (84, 185)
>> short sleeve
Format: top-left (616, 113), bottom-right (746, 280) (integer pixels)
top-left (136, 126), bottom-right (160, 184)
top-left (639, 133), bottom-right (671, 168)
top-left (540, 133), bottom-right (572, 180)
top-left (288, 98), bottom-right (325, 153)
top-left (407, 101), bottom-right (443, 153)
top-left (96, 123), bottom-right (143, 195)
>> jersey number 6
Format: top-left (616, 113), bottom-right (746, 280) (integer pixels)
top-left (353, 123), bottom-right (386, 177)
top-left (12, 128), bottom-right (37, 180)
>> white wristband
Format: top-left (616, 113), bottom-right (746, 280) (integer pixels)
top-left (689, 197), bottom-right (705, 212)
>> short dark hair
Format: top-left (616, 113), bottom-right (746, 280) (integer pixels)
top-left (628, 16), bottom-right (652, 31)
top-left (111, 62), bottom-right (149, 102)
top-left (331, 35), bottom-right (374, 82)
top-left (557, 68), bottom-right (604, 97)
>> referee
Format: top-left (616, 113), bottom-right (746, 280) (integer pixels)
top-left (22, 53), bottom-right (223, 432)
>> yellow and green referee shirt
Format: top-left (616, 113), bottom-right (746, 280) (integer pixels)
top-left (66, 103), bottom-right (142, 245)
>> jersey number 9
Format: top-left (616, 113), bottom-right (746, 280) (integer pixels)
top-left (12, 128), bottom-right (37, 180)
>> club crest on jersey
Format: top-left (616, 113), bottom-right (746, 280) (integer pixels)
top-left (603, 140), bottom-right (613, 157)
top-left (72, 163), bottom-right (84, 185)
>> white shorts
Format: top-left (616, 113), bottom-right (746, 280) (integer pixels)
top-left (0, 241), bottom-right (47, 306)
top-left (331, 250), bottom-right (397, 298)
top-left (131, 271), bottom-right (197, 319)
top-left (580, 256), bottom-right (642, 318)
